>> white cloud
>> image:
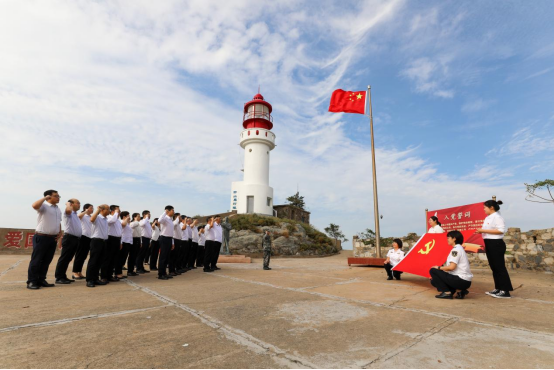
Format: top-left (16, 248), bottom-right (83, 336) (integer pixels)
top-left (461, 98), bottom-right (496, 113)
top-left (399, 57), bottom-right (454, 98)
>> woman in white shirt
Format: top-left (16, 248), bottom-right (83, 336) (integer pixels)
top-left (384, 239), bottom-right (405, 280)
top-left (428, 216), bottom-right (444, 233)
top-left (149, 219), bottom-right (160, 271)
top-left (476, 199), bottom-right (513, 299)
top-left (430, 230), bottom-right (473, 299)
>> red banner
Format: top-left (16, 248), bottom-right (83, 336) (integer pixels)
top-left (393, 230), bottom-right (477, 278)
top-left (427, 202), bottom-right (486, 253)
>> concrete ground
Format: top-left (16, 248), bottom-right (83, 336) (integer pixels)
top-left (1, 251), bottom-right (553, 369)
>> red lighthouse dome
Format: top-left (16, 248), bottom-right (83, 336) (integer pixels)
top-left (243, 92), bottom-right (273, 130)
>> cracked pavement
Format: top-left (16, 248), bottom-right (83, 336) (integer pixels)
top-left (1, 251), bottom-right (553, 368)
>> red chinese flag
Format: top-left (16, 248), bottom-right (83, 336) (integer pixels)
top-left (393, 230), bottom-right (476, 278)
top-left (328, 89), bottom-right (366, 114)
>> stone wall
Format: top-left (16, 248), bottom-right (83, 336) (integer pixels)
top-left (352, 227), bottom-right (554, 272)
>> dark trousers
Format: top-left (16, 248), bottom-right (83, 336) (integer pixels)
top-left (127, 237), bottom-right (141, 273)
top-left (101, 236), bottom-right (120, 279)
top-left (211, 241), bottom-right (222, 268)
top-left (55, 234), bottom-right (80, 280)
top-left (484, 239), bottom-right (514, 291)
top-left (180, 239), bottom-right (190, 269)
top-left (203, 240), bottom-right (214, 270)
top-left (144, 243), bottom-right (152, 264)
top-left (175, 239), bottom-right (185, 269)
top-left (384, 263), bottom-right (402, 279)
top-left (158, 236), bottom-right (172, 277)
top-left (116, 242), bottom-right (131, 275)
top-left (263, 248), bottom-right (271, 268)
top-left (149, 239), bottom-right (160, 269)
top-left (170, 239), bottom-right (180, 272)
top-left (73, 235), bottom-right (91, 273)
top-left (430, 268), bottom-right (471, 293)
top-left (196, 244), bottom-right (205, 267)
top-left (86, 238), bottom-right (106, 282)
top-left (27, 234), bottom-right (57, 284)
top-left (187, 241), bottom-right (198, 268)
top-left (136, 237), bottom-right (150, 270)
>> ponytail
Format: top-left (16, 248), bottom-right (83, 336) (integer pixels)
top-left (430, 215), bottom-right (441, 227)
top-left (484, 199), bottom-right (503, 211)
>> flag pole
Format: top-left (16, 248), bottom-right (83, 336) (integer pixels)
top-left (368, 85), bottom-right (382, 258)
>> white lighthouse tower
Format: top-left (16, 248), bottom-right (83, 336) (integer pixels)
top-left (230, 92), bottom-right (276, 215)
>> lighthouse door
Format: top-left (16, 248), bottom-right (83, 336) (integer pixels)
top-left (246, 196), bottom-right (254, 214)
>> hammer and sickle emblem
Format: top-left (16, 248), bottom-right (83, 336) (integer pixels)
top-left (418, 239), bottom-right (435, 255)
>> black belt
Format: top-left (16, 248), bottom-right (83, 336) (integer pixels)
top-left (64, 233), bottom-right (80, 239)
top-left (35, 233), bottom-right (57, 238)
top-left (92, 237), bottom-right (106, 241)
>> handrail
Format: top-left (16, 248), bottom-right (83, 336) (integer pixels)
top-left (243, 111), bottom-right (273, 123)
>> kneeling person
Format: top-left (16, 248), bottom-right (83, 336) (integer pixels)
top-left (429, 230), bottom-right (473, 299)
top-left (384, 239), bottom-right (404, 280)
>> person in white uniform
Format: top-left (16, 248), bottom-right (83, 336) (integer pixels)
top-left (157, 206), bottom-right (176, 280)
top-left (384, 239), bottom-right (405, 280)
top-left (428, 216), bottom-right (445, 233)
top-left (476, 199), bottom-right (513, 298)
top-left (55, 198), bottom-right (82, 284)
top-left (72, 203), bottom-right (94, 280)
top-left (429, 230), bottom-right (473, 299)
top-left (149, 218), bottom-right (160, 271)
top-left (86, 204), bottom-right (110, 287)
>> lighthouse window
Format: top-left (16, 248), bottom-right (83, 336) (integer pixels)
top-left (248, 131), bottom-right (250, 136)
top-left (256, 130), bottom-right (259, 135)
top-left (249, 149), bottom-right (252, 152)
top-left (267, 197), bottom-right (272, 207)
top-left (265, 132), bottom-right (268, 137)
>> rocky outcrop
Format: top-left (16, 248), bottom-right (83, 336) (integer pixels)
top-left (229, 222), bottom-right (340, 257)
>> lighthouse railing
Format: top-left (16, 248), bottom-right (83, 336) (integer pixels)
top-left (243, 111), bottom-right (273, 123)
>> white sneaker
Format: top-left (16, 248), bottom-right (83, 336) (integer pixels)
top-left (485, 289), bottom-right (500, 296)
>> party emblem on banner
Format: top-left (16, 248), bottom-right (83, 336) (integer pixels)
top-left (393, 230), bottom-right (477, 278)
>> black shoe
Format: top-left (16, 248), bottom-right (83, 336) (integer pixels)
top-left (86, 281), bottom-right (96, 288)
top-left (143, 270), bottom-right (150, 273)
top-left (108, 277), bottom-right (120, 282)
top-left (27, 282), bottom-right (40, 290)
top-left (177, 268), bottom-right (186, 273)
top-left (55, 279), bottom-right (71, 285)
top-left (263, 267), bottom-right (272, 270)
top-left (158, 275), bottom-right (169, 280)
top-left (136, 269), bottom-right (146, 274)
top-left (485, 289), bottom-right (500, 296)
top-left (387, 277), bottom-right (393, 280)
top-left (493, 290), bottom-right (511, 299)
top-left (117, 276), bottom-right (127, 279)
top-left (94, 280), bottom-right (108, 286)
top-left (169, 272), bottom-right (178, 277)
top-left (39, 280), bottom-right (55, 287)
top-left (455, 289), bottom-right (469, 299)
top-left (67, 278), bottom-right (76, 282)
top-left (204, 269), bottom-right (213, 273)
top-left (213, 267), bottom-right (221, 270)
top-left (128, 272), bottom-right (138, 276)
top-left (395, 276), bottom-right (401, 280)
top-left (166, 275), bottom-right (174, 279)
top-left (150, 267), bottom-right (158, 271)
top-left (435, 292), bottom-right (453, 299)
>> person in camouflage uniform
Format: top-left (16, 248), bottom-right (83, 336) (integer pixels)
top-left (262, 230), bottom-right (272, 270)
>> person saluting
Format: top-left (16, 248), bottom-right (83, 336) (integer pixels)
top-left (476, 199), bottom-right (513, 299)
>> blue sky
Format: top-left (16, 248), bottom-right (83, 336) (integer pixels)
top-left (1, 0), bottom-right (553, 247)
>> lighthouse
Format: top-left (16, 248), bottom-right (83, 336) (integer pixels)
top-left (230, 92), bottom-right (276, 215)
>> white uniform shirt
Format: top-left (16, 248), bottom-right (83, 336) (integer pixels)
top-left (107, 212), bottom-right (122, 237)
top-left (130, 220), bottom-right (141, 238)
top-left (81, 214), bottom-right (92, 238)
top-left (428, 225), bottom-right (445, 234)
top-left (63, 211), bottom-right (82, 237)
top-left (158, 212), bottom-right (173, 237)
top-left (91, 214), bottom-right (108, 240)
top-left (121, 224), bottom-right (133, 244)
top-left (198, 233), bottom-right (206, 246)
top-left (35, 202), bottom-right (62, 235)
top-left (481, 212), bottom-right (506, 239)
top-left (140, 217), bottom-right (152, 238)
top-left (213, 222), bottom-right (223, 243)
top-left (180, 223), bottom-right (188, 241)
top-left (191, 226), bottom-right (199, 243)
top-left (386, 248), bottom-right (404, 267)
top-left (446, 244), bottom-right (473, 281)
top-left (173, 218), bottom-right (182, 239)
top-left (185, 225), bottom-right (192, 240)
top-left (152, 226), bottom-right (160, 241)
top-left (205, 224), bottom-right (215, 241)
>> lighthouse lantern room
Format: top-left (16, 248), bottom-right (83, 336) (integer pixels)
top-left (230, 93), bottom-right (276, 215)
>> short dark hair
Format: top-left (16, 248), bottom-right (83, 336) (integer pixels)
top-left (152, 218), bottom-right (158, 223)
top-left (173, 212), bottom-right (180, 220)
top-left (429, 216), bottom-right (441, 227)
top-left (110, 205), bottom-right (119, 212)
top-left (447, 230), bottom-right (464, 245)
top-left (484, 199), bottom-right (503, 211)
top-left (120, 211), bottom-right (130, 219)
top-left (165, 205), bottom-right (174, 211)
top-left (142, 210), bottom-right (150, 216)
top-left (180, 215), bottom-right (186, 221)
top-left (132, 212), bottom-right (140, 219)
top-left (44, 189), bottom-right (58, 197)
top-left (393, 238), bottom-right (403, 248)
top-left (214, 215), bottom-right (221, 218)
top-left (83, 203), bottom-right (92, 211)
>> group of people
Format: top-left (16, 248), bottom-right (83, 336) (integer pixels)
top-left (26, 189), bottom-right (232, 289)
top-left (383, 199), bottom-right (514, 299)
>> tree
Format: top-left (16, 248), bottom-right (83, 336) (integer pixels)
top-left (525, 179), bottom-right (554, 205)
top-left (286, 192), bottom-right (305, 210)
top-left (356, 228), bottom-right (393, 247)
top-left (325, 223), bottom-right (348, 243)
